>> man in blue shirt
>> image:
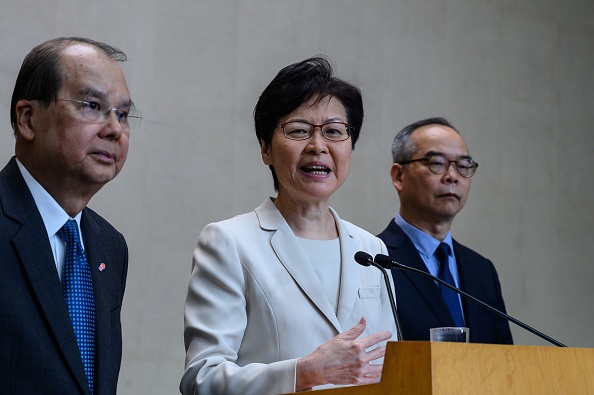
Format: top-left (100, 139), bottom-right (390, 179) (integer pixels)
top-left (377, 117), bottom-right (513, 344)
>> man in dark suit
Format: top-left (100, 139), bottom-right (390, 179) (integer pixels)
top-left (0, 37), bottom-right (140, 394)
top-left (377, 117), bottom-right (513, 344)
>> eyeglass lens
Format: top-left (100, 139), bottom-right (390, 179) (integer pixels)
top-left (282, 121), bottom-right (350, 141)
top-left (428, 155), bottom-right (476, 177)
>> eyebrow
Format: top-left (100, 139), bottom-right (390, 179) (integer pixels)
top-left (424, 150), bottom-right (473, 160)
top-left (287, 117), bottom-right (345, 124)
top-left (78, 87), bottom-right (133, 108)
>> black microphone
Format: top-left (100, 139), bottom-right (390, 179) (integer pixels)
top-left (354, 251), bottom-right (404, 341)
top-left (374, 253), bottom-right (567, 347)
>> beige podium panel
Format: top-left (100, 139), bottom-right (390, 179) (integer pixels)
top-left (282, 341), bottom-right (594, 394)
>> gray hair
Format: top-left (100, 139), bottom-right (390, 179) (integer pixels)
top-left (391, 117), bottom-right (459, 163)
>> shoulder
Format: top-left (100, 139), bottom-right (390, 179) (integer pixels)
top-left (196, 209), bottom-right (263, 255)
top-left (205, 209), bottom-right (259, 235)
top-left (83, 206), bottom-right (120, 232)
top-left (452, 240), bottom-right (489, 262)
top-left (82, 207), bottom-right (126, 246)
top-left (337, 217), bottom-right (387, 255)
top-left (205, 198), bottom-right (283, 236)
top-left (452, 239), bottom-right (498, 274)
top-left (0, 158), bottom-right (36, 222)
top-left (376, 220), bottom-right (411, 252)
top-left (340, 218), bottom-right (372, 238)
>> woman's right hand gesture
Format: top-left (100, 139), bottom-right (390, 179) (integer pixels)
top-left (295, 317), bottom-right (393, 391)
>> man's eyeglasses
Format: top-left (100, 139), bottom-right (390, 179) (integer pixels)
top-left (277, 121), bottom-right (354, 142)
top-left (57, 99), bottom-right (142, 129)
top-left (399, 155), bottom-right (478, 178)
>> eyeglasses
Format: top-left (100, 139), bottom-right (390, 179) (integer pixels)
top-left (399, 155), bottom-right (478, 178)
top-left (57, 99), bottom-right (142, 129)
top-left (277, 121), bottom-right (353, 142)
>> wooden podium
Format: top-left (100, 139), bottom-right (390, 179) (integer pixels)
top-left (283, 341), bottom-right (594, 394)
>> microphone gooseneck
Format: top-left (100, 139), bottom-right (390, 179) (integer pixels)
top-left (374, 253), bottom-right (567, 347)
top-left (354, 252), bottom-right (404, 341)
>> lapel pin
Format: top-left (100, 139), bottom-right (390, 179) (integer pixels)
top-left (98, 263), bottom-right (106, 272)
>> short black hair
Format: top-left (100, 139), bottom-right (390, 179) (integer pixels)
top-left (253, 56), bottom-right (363, 190)
top-left (391, 117), bottom-right (459, 163)
top-left (10, 37), bottom-right (127, 134)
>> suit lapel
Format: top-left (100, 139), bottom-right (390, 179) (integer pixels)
top-left (257, 199), bottom-right (342, 332)
top-left (333, 210), bottom-right (360, 329)
top-left (3, 158), bottom-right (90, 394)
top-left (454, 242), bottom-right (482, 330)
top-left (81, 211), bottom-right (110, 394)
top-left (382, 221), bottom-right (454, 326)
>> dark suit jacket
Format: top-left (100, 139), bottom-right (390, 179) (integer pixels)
top-left (377, 220), bottom-right (513, 344)
top-left (0, 157), bottom-right (128, 394)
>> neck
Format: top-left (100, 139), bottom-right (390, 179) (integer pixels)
top-left (46, 184), bottom-right (96, 217)
top-left (273, 194), bottom-right (338, 239)
top-left (18, 156), bottom-right (102, 217)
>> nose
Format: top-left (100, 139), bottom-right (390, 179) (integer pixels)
top-left (100, 109), bottom-right (126, 139)
top-left (443, 162), bottom-right (459, 183)
top-left (306, 127), bottom-right (328, 154)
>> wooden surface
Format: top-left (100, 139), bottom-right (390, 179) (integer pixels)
top-left (281, 341), bottom-right (594, 394)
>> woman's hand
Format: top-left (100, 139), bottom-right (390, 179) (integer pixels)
top-left (295, 317), bottom-right (393, 391)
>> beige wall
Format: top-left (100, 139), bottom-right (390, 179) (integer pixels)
top-left (1, 1), bottom-right (593, 393)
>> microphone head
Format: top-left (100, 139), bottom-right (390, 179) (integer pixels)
top-left (374, 254), bottom-right (395, 269)
top-left (354, 251), bottom-right (373, 267)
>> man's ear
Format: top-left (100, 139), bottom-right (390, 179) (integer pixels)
top-left (14, 99), bottom-right (36, 141)
top-left (261, 140), bottom-right (272, 165)
top-left (390, 162), bottom-right (405, 192)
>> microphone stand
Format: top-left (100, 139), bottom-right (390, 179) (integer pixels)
top-left (376, 254), bottom-right (566, 347)
top-left (354, 252), bottom-right (404, 341)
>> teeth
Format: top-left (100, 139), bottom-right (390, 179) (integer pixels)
top-left (303, 165), bottom-right (329, 175)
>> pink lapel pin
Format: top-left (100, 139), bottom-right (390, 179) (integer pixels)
top-left (98, 263), bottom-right (106, 272)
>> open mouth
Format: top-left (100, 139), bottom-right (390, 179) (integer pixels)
top-left (301, 165), bottom-right (330, 175)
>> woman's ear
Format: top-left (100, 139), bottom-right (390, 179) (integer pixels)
top-left (261, 140), bottom-right (272, 165)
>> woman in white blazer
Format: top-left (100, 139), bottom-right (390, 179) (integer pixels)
top-left (181, 57), bottom-right (398, 395)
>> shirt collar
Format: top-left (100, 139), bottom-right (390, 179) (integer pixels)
top-left (16, 158), bottom-right (82, 238)
top-left (395, 213), bottom-right (453, 258)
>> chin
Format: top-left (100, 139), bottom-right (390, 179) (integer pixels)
top-left (85, 171), bottom-right (118, 186)
top-left (306, 186), bottom-right (337, 199)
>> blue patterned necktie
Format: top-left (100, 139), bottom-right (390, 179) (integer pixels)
top-left (435, 243), bottom-right (465, 327)
top-left (58, 219), bottom-right (95, 394)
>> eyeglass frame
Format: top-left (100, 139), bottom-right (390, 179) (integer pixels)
top-left (58, 98), bottom-right (141, 129)
top-left (277, 121), bottom-right (354, 142)
top-left (29, 98), bottom-right (142, 129)
top-left (398, 154), bottom-right (479, 178)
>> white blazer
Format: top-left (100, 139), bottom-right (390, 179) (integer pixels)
top-left (180, 198), bottom-right (397, 395)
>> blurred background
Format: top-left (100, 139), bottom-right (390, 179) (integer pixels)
top-left (1, 1), bottom-right (593, 393)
